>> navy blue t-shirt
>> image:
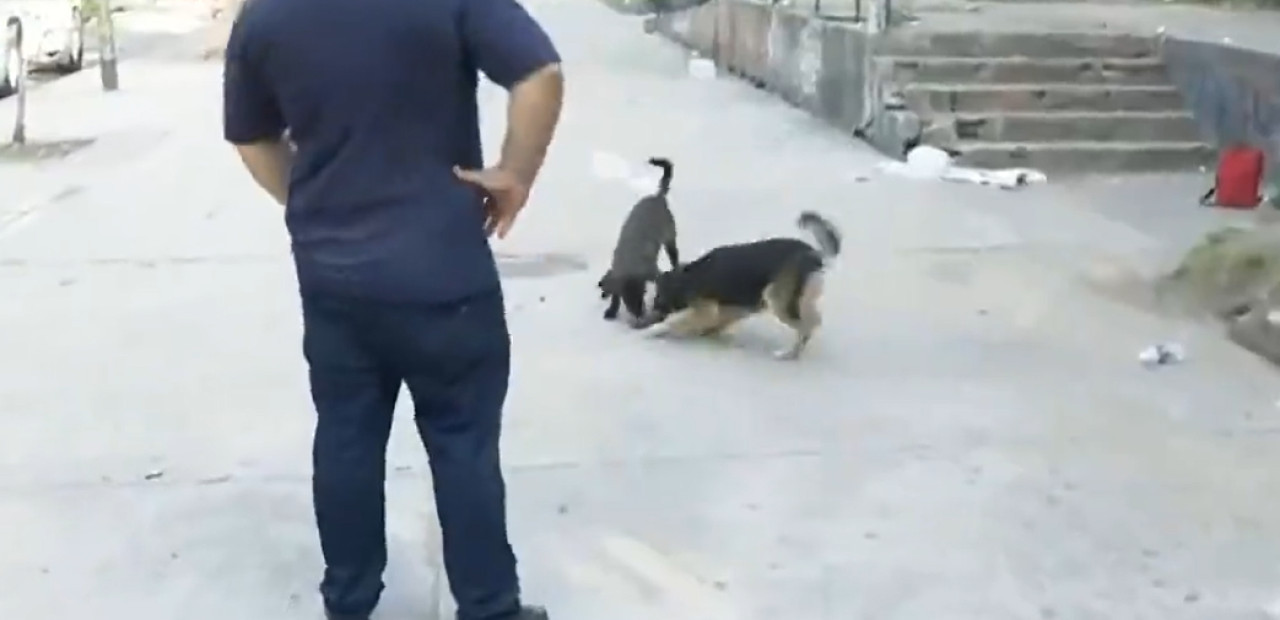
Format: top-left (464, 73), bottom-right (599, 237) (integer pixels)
top-left (223, 0), bottom-right (559, 303)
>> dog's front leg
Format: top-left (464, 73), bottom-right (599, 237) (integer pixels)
top-left (641, 318), bottom-right (673, 338)
top-left (640, 308), bottom-right (695, 338)
top-left (630, 310), bottom-right (663, 330)
top-left (646, 306), bottom-right (715, 339)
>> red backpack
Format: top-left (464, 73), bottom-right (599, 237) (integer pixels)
top-left (1200, 145), bottom-right (1264, 210)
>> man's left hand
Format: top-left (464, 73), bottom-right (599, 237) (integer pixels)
top-left (453, 165), bottom-right (530, 239)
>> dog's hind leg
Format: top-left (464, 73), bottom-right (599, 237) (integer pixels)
top-left (779, 305), bottom-right (821, 360)
top-left (663, 240), bottom-right (680, 270)
top-left (766, 274), bottom-right (824, 360)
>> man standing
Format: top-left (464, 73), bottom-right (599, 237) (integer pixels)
top-left (221, 0), bottom-right (563, 618)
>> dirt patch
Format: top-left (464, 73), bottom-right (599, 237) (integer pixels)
top-left (1078, 257), bottom-right (1176, 318)
top-left (1157, 225), bottom-right (1280, 318)
top-left (1070, 222), bottom-right (1280, 368)
top-left (0, 139), bottom-right (96, 163)
top-left (495, 252), bottom-right (589, 279)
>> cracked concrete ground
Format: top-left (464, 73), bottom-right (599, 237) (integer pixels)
top-left (1, 2), bottom-right (1279, 619)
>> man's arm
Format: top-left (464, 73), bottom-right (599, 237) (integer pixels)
top-left (499, 64), bottom-right (563, 186)
top-left (233, 139), bottom-right (292, 206)
top-left (462, 0), bottom-right (564, 185)
top-left (222, 12), bottom-right (291, 206)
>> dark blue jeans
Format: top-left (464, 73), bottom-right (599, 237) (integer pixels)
top-left (301, 290), bottom-right (520, 620)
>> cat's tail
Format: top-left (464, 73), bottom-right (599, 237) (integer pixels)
top-left (647, 157), bottom-right (674, 197)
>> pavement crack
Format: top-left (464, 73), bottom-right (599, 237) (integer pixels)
top-left (0, 254), bottom-right (288, 268)
top-left (505, 447), bottom-right (827, 472)
top-left (894, 243), bottom-right (1027, 255)
top-left (0, 448), bottom-right (827, 495)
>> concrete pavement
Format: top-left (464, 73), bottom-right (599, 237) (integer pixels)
top-left (2, 1), bottom-right (1280, 619)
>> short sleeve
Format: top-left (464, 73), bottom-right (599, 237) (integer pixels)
top-left (460, 0), bottom-right (561, 90)
top-left (222, 12), bottom-right (285, 145)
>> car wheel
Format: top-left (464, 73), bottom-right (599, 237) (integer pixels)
top-left (0, 18), bottom-right (22, 98)
top-left (56, 9), bottom-right (84, 73)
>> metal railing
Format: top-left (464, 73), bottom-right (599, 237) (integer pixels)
top-left (808, 0), bottom-right (895, 30)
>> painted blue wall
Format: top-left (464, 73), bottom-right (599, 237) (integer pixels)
top-left (1164, 37), bottom-right (1280, 181)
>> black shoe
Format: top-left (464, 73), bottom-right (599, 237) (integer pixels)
top-left (324, 611), bottom-right (369, 620)
top-left (516, 605), bottom-right (550, 620)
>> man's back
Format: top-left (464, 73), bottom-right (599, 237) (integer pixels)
top-left (225, 0), bottom-right (557, 303)
top-left (222, 1), bottom-right (561, 618)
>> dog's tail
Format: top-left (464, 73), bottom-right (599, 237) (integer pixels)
top-left (648, 157), bottom-right (674, 197)
top-left (797, 210), bottom-right (841, 258)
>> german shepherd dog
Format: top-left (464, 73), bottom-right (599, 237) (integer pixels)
top-left (640, 211), bottom-right (841, 360)
top-left (598, 157), bottom-right (679, 324)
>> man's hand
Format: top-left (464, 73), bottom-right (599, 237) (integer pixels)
top-left (453, 165), bottom-right (530, 239)
top-left (453, 62), bottom-right (562, 240)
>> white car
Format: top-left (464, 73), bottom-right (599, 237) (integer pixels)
top-left (0, 0), bottom-right (85, 95)
top-left (1, 16), bottom-right (19, 96)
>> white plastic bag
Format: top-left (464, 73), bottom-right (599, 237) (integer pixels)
top-left (687, 57), bottom-right (717, 80)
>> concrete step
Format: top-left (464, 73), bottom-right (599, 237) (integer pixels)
top-left (950, 140), bottom-right (1214, 172)
top-left (880, 56), bottom-right (1171, 85)
top-left (878, 31), bottom-right (1158, 59)
top-left (903, 83), bottom-right (1185, 113)
top-left (948, 111), bottom-right (1202, 142)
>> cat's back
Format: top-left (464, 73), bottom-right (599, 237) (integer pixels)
top-left (611, 195), bottom-right (673, 274)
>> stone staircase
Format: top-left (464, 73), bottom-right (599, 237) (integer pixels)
top-left (875, 31), bottom-right (1213, 171)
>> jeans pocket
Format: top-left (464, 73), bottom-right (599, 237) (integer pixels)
top-left (301, 295), bottom-right (378, 370)
top-left (392, 292), bottom-right (509, 382)
top-left (447, 292), bottom-right (511, 354)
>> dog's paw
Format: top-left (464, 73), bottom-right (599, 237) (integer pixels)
top-left (642, 324), bottom-right (670, 339)
top-left (700, 328), bottom-right (732, 340)
top-left (630, 312), bottom-right (663, 330)
top-left (773, 347), bottom-right (801, 360)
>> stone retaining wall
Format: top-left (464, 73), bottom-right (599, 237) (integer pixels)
top-left (657, 2), bottom-right (918, 156)
top-left (659, 0), bottom-right (1280, 175)
top-left (1163, 38), bottom-right (1280, 184)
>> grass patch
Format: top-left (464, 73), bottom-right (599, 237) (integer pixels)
top-left (1159, 224), bottom-right (1280, 318)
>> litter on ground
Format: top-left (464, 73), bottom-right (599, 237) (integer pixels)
top-left (875, 145), bottom-right (1048, 190)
